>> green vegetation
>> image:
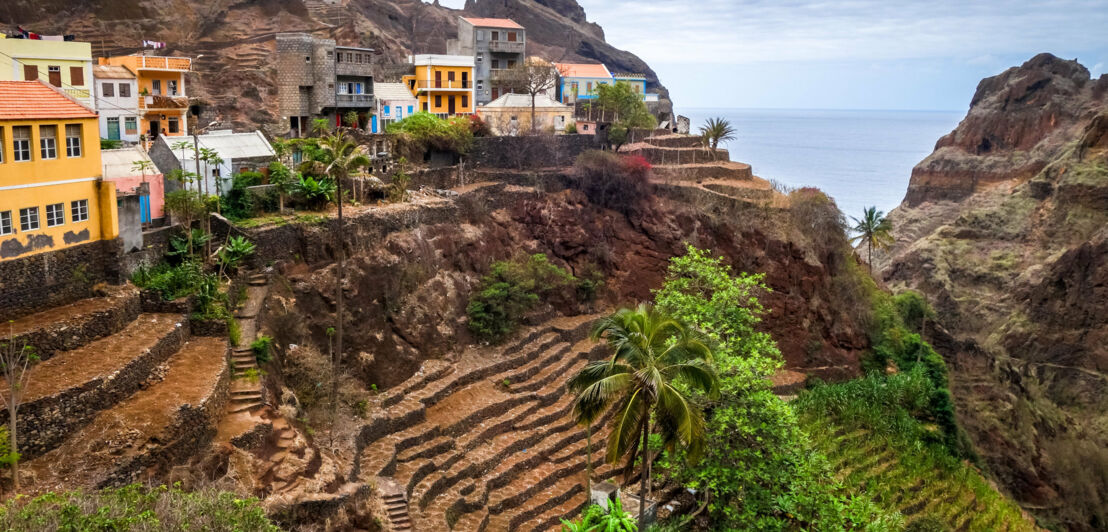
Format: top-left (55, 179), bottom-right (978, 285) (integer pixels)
top-left (386, 111), bottom-right (474, 160)
top-left (570, 303), bottom-right (719, 528)
top-left (593, 81), bottom-right (656, 151)
top-left (293, 175), bottom-right (336, 210)
top-left (698, 117), bottom-right (736, 152)
top-left (214, 235), bottom-right (256, 278)
top-left (850, 206), bottom-right (894, 272)
top-left (467, 254), bottom-right (600, 342)
top-left (100, 138), bottom-right (122, 150)
top-left (251, 335), bottom-right (274, 364)
top-left (0, 484), bottom-right (278, 531)
top-left (561, 497), bottom-right (637, 531)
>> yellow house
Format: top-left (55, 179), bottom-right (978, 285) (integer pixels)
top-left (403, 54), bottom-right (475, 117)
top-left (0, 81), bottom-right (117, 261)
top-left (0, 35), bottom-right (95, 109)
top-left (99, 54), bottom-right (192, 144)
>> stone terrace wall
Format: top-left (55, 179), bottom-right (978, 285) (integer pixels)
top-left (466, 135), bottom-right (599, 169)
top-left (7, 287), bottom-right (142, 362)
top-left (0, 238), bottom-right (124, 322)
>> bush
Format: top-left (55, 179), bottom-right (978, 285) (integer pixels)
top-left (293, 175), bottom-right (336, 210)
top-left (565, 123), bottom-right (577, 134)
top-left (251, 335), bottom-right (274, 364)
top-left (568, 150), bottom-right (653, 216)
top-left (788, 187), bottom-right (848, 255)
top-left (466, 114), bottom-right (491, 137)
top-left (0, 484), bottom-right (279, 531)
top-left (132, 260), bottom-right (207, 301)
top-left (387, 112), bottom-right (474, 160)
top-left (467, 254), bottom-right (587, 342)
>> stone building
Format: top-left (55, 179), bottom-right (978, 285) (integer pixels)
top-left (275, 33), bottom-right (375, 137)
top-left (448, 17), bottom-right (526, 105)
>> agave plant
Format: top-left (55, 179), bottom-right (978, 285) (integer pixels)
top-left (215, 235), bottom-right (256, 278)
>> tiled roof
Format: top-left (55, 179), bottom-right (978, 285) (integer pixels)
top-left (0, 81), bottom-right (97, 120)
top-left (93, 65), bottom-right (136, 79)
top-left (461, 17), bottom-right (524, 30)
top-left (553, 63), bottom-right (612, 79)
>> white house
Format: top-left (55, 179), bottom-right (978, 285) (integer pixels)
top-left (92, 64), bottom-right (140, 143)
top-left (150, 130), bottom-right (276, 197)
top-left (372, 82), bottom-right (419, 133)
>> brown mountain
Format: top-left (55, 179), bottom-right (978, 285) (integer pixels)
top-left (879, 53), bottom-right (1108, 530)
top-left (1, 0), bottom-right (673, 131)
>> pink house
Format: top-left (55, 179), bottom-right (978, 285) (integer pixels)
top-left (102, 147), bottom-right (165, 225)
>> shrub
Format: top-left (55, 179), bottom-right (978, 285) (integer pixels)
top-left (215, 235), bottom-right (256, 276)
top-left (387, 112), bottom-right (474, 159)
top-left (568, 150), bottom-right (654, 216)
top-left (565, 123), bottom-right (577, 134)
top-left (467, 254), bottom-right (583, 342)
top-left (251, 335), bottom-right (274, 364)
top-left (293, 175), bottom-right (336, 209)
top-left (132, 260), bottom-right (207, 301)
top-left (389, 168), bottom-right (411, 203)
top-left (466, 114), bottom-right (491, 137)
top-left (788, 187), bottom-right (848, 255)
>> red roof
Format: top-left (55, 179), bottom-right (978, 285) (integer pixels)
top-left (553, 63), bottom-right (612, 79)
top-left (461, 17), bottom-right (524, 30)
top-left (0, 81), bottom-right (97, 121)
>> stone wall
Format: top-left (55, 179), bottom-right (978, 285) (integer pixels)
top-left (119, 226), bottom-right (176, 278)
top-left (466, 134), bottom-right (599, 169)
top-left (7, 287), bottom-right (142, 362)
top-left (18, 320), bottom-right (189, 459)
top-left (0, 238), bottom-right (123, 322)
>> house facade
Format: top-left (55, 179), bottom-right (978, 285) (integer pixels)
top-left (477, 92), bottom-right (572, 135)
top-left (402, 55), bottom-right (475, 117)
top-left (275, 33), bottom-right (376, 136)
top-left (0, 81), bottom-right (118, 261)
top-left (99, 54), bottom-right (192, 145)
top-left (371, 82), bottom-right (419, 133)
top-left (150, 130), bottom-right (275, 197)
top-left (102, 146), bottom-right (164, 225)
top-left (613, 73), bottom-right (657, 101)
top-left (92, 65), bottom-right (140, 143)
top-left (448, 17), bottom-right (525, 105)
top-left (553, 63), bottom-right (613, 103)
top-left (0, 35), bottom-right (95, 109)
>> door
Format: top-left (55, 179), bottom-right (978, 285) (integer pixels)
top-left (435, 70), bottom-right (442, 89)
top-left (149, 120), bottom-right (160, 139)
top-left (448, 96), bottom-right (456, 115)
top-left (106, 118), bottom-right (121, 140)
top-left (139, 194), bottom-right (151, 224)
top-left (461, 72), bottom-right (468, 88)
top-left (448, 71), bottom-right (455, 88)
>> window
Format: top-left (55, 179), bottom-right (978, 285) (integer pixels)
top-left (71, 200), bottom-right (89, 222)
top-left (102, 82), bottom-right (115, 97)
top-left (491, 31), bottom-right (499, 41)
top-left (48, 66), bottom-right (61, 87)
top-left (124, 116), bottom-right (138, 134)
top-left (0, 211), bottom-right (11, 236)
top-left (507, 60), bottom-right (516, 69)
top-left (346, 52), bottom-right (353, 62)
top-left (168, 80), bottom-right (178, 95)
top-left (23, 64), bottom-right (37, 81)
top-left (119, 83), bottom-right (130, 97)
top-left (396, 107), bottom-right (403, 119)
top-left (462, 95), bottom-right (468, 108)
top-left (152, 79), bottom-right (162, 95)
top-left (435, 95), bottom-right (442, 108)
top-left (0, 128), bottom-right (4, 163)
top-left (39, 125), bottom-right (57, 159)
top-left (491, 59), bottom-right (500, 70)
top-left (476, 53), bottom-right (483, 63)
top-left (477, 80), bottom-right (484, 90)
top-left (45, 203), bottom-right (65, 227)
top-left (168, 117), bottom-right (180, 133)
top-left (65, 124), bottom-right (82, 157)
top-left (70, 66), bottom-right (84, 86)
top-left (571, 81), bottom-right (579, 94)
top-left (507, 32), bottom-right (517, 42)
top-left (587, 81), bottom-right (593, 93)
top-left (383, 105), bottom-right (391, 116)
top-left (305, 55), bottom-right (311, 63)
top-left (355, 54), bottom-right (362, 64)
top-left (477, 30), bottom-right (484, 41)
top-left (19, 207), bottom-right (39, 232)
top-left (327, 50), bottom-right (334, 59)
top-left (407, 105), bottom-right (414, 114)
top-left (13, 126), bottom-right (31, 162)
top-left (212, 167), bottom-right (221, 177)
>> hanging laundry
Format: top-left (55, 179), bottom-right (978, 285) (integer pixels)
top-left (142, 40), bottom-right (167, 49)
top-left (41, 35), bottom-right (65, 41)
top-left (63, 35), bottom-right (76, 41)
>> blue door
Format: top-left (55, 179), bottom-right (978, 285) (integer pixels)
top-left (139, 194), bottom-right (151, 224)
top-left (371, 115), bottom-right (378, 133)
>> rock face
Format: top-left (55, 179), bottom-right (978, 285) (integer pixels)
top-left (0, 0), bottom-right (673, 130)
top-left (880, 54), bottom-right (1108, 530)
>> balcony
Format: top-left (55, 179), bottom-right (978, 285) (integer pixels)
top-left (414, 80), bottom-right (471, 92)
top-left (486, 41), bottom-right (524, 54)
top-left (336, 62), bottom-right (375, 77)
top-left (64, 88), bottom-right (90, 100)
top-left (134, 56), bottom-right (192, 72)
top-left (335, 93), bottom-right (375, 107)
top-left (141, 94), bottom-right (189, 110)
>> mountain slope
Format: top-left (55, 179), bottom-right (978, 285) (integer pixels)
top-left (879, 53), bottom-right (1108, 531)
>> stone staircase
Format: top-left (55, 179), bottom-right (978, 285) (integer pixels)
top-left (3, 289), bottom-right (231, 491)
top-left (354, 315), bottom-right (637, 531)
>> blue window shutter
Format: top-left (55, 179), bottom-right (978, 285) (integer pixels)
top-left (384, 105), bottom-right (390, 116)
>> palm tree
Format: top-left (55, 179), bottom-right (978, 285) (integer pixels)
top-left (850, 206), bottom-right (894, 273)
top-left (569, 304), bottom-right (719, 529)
top-left (698, 117), bottom-right (736, 152)
top-left (318, 131), bottom-right (370, 434)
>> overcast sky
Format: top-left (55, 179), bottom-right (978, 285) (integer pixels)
top-left (439, 0), bottom-right (1108, 111)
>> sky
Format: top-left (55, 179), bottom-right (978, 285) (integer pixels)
top-left (438, 0), bottom-right (1108, 111)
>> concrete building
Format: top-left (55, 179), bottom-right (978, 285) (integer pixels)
top-left (99, 54), bottom-right (192, 146)
top-left (371, 82), bottom-right (419, 133)
top-left (477, 92), bottom-right (572, 135)
top-left (92, 65), bottom-right (140, 143)
top-left (448, 17), bottom-right (525, 105)
top-left (553, 63), bottom-right (613, 103)
top-left (0, 35), bottom-right (95, 110)
top-left (0, 81), bottom-right (118, 261)
top-left (275, 33), bottom-right (375, 136)
top-left (613, 73), bottom-right (657, 101)
top-left (149, 130), bottom-right (275, 197)
top-left (101, 146), bottom-right (164, 225)
top-left (401, 55), bottom-right (475, 117)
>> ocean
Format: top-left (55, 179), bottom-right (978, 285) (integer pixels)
top-left (677, 108), bottom-right (964, 218)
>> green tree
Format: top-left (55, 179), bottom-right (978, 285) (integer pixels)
top-left (130, 159), bottom-right (155, 185)
top-left (850, 206), bottom-right (894, 273)
top-left (164, 190), bottom-right (206, 256)
top-left (698, 117), bottom-right (736, 152)
top-left (268, 161), bottom-right (295, 212)
top-left (0, 323), bottom-right (39, 491)
top-left (569, 304), bottom-right (719, 529)
top-left (594, 81), bottom-right (655, 150)
top-left (199, 147), bottom-right (224, 200)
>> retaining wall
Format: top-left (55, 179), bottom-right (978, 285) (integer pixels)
top-left (5, 287), bottom-right (141, 362)
top-left (0, 238), bottom-right (124, 322)
top-left (466, 135), bottom-right (599, 169)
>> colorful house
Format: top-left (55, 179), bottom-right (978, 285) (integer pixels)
top-left (0, 35), bottom-right (95, 109)
top-left (448, 17), bottom-right (526, 105)
top-left (92, 65), bottom-right (140, 143)
top-left (402, 55), bottom-right (475, 117)
top-left (372, 82), bottom-right (419, 133)
top-left (553, 62), bottom-right (613, 103)
top-left (99, 54), bottom-right (192, 145)
top-left (613, 73), bottom-right (657, 101)
top-left (0, 81), bottom-right (118, 261)
top-left (102, 146), bottom-right (164, 225)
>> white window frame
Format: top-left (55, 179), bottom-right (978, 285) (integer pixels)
top-left (0, 211), bottom-right (12, 235)
top-left (65, 124), bottom-right (82, 158)
top-left (20, 207), bottom-right (40, 232)
top-left (152, 79), bottom-right (162, 95)
top-left (40, 125), bottom-right (57, 159)
top-left (45, 203), bottom-right (65, 227)
top-left (13, 126), bottom-right (31, 162)
top-left (102, 82), bottom-right (114, 97)
top-left (71, 200), bottom-right (89, 223)
top-left (119, 83), bottom-right (130, 98)
top-left (124, 116), bottom-right (138, 133)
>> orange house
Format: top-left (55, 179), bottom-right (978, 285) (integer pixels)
top-left (99, 55), bottom-right (192, 145)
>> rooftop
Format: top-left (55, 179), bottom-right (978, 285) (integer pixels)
top-left (162, 130), bottom-right (275, 161)
top-left (410, 54), bottom-right (475, 68)
top-left (0, 81), bottom-right (97, 120)
top-left (102, 147), bottom-right (157, 179)
top-left (461, 17), bottom-right (524, 30)
top-left (374, 82), bottom-right (418, 101)
top-left (553, 62), bottom-right (612, 79)
top-left (481, 92), bottom-right (569, 109)
top-left (93, 65), bottom-right (135, 79)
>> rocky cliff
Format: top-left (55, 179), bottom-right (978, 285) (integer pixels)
top-left (880, 54), bottom-right (1108, 530)
top-left (1, 0), bottom-right (673, 131)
